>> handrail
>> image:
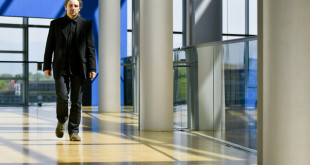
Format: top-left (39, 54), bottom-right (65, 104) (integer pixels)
top-left (121, 56), bottom-right (137, 60)
top-left (0, 61), bottom-right (100, 83)
top-left (173, 36), bottom-right (257, 51)
top-left (173, 61), bottom-right (196, 64)
top-left (121, 63), bottom-right (135, 66)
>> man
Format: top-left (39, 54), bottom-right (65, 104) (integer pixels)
top-left (43, 0), bottom-right (96, 141)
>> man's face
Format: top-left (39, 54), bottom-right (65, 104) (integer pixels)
top-left (65, 0), bottom-right (80, 18)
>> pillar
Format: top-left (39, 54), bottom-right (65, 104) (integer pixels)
top-left (139, 0), bottom-right (173, 131)
top-left (98, 0), bottom-right (120, 112)
top-left (258, 0), bottom-right (310, 164)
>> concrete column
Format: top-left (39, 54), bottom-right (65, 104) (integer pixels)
top-left (98, 0), bottom-right (120, 112)
top-left (258, 1), bottom-right (310, 164)
top-left (139, 0), bottom-right (173, 131)
top-left (192, 0), bottom-right (222, 45)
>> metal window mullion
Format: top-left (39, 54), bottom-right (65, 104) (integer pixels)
top-left (173, 31), bottom-right (183, 34)
top-left (0, 51), bottom-right (24, 53)
top-left (182, 0), bottom-right (186, 46)
top-left (245, 0), bottom-right (249, 35)
top-left (28, 25), bottom-right (50, 28)
top-left (0, 23), bottom-right (23, 28)
top-left (23, 17), bottom-right (29, 106)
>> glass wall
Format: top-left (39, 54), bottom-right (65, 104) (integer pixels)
top-left (0, 16), bottom-right (55, 106)
top-left (223, 0), bottom-right (257, 39)
top-left (127, 0), bottom-right (132, 57)
top-left (0, 28), bottom-right (23, 50)
top-left (0, 68), bottom-right (25, 104)
top-left (173, 0), bottom-right (183, 48)
top-left (28, 19), bottom-right (55, 106)
top-left (0, 17), bottom-right (25, 105)
top-left (173, 50), bottom-right (188, 129)
top-left (121, 56), bottom-right (138, 113)
top-left (172, 0), bottom-right (185, 128)
top-left (221, 39), bottom-right (257, 150)
top-left (173, 37), bottom-right (257, 151)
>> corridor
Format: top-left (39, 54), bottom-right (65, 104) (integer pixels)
top-left (0, 106), bottom-right (257, 164)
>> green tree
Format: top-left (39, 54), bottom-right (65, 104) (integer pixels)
top-left (0, 74), bottom-right (13, 78)
top-left (0, 80), bottom-right (8, 90)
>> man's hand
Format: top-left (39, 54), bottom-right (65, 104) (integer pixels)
top-left (44, 70), bottom-right (52, 77)
top-left (89, 72), bottom-right (96, 80)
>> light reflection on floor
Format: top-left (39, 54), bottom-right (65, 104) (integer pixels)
top-left (174, 104), bottom-right (257, 150)
top-left (0, 106), bottom-right (257, 164)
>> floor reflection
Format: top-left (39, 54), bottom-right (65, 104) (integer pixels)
top-left (174, 104), bottom-right (257, 151)
top-left (0, 106), bottom-right (256, 164)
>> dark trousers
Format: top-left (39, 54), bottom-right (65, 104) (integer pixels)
top-left (55, 74), bottom-right (84, 134)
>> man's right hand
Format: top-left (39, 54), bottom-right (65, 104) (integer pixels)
top-left (44, 70), bottom-right (52, 77)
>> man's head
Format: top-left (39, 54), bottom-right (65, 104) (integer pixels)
top-left (65, 0), bottom-right (83, 19)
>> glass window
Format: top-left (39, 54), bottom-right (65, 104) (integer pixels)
top-left (127, 0), bottom-right (132, 30)
top-left (174, 50), bottom-right (186, 61)
top-left (127, 32), bottom-right (132, 56)
top-left (249, 40), bottom-right (257, 59)
top-left (0, 16), bottom-right (23, 24)
top-left (0, 79), bottom-right (24, 104)
top-left (28, 63), bottom-right (53, 81)
top-left (0, 53), bottom-right (23, 61)
top-left (29, 28), bottom-right (49, 62)
top-left (222, 0), bottom-right (228, 34)
top-left (173, 0), bottom-right (183, 32)
top-left (29, 18), bottom-right (53, 26)
top-left (173, 34), bottom-right (183, 49)
top-left (222, 40), bottom-right (257, 150)
top-left (249, 0), bottom-right (257, 35)
top-left (28, 63), bottom-right (55, 105)
top-left (227, 0), bottom-right (245, 34)
top-left (173, 66), bottom-right (188, 129)
top-left (223, 0), bottom-right (258, 37)
top-left (224, 42), bottom-right (245, 69)
top-left (0, 28), bottom-right (23, 51)
top-left (0, 62), bottom-right (24, 78)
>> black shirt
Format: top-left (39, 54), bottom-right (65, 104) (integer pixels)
top-left (63, 15), bottom-right (82, 76)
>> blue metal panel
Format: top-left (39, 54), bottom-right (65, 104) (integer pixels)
top-left (91, 75), bottom-right (99, 106)
top-left (120, 0), bottom-right (127, 106)
top-left (0, 0), bottom-right (64, 18)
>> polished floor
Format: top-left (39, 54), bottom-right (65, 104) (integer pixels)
top-left (174, 105), bottom-right (257, 150)
top-left (0, 106), bottom-right (257, 164)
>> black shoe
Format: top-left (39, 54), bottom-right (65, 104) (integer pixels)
top-left (69, 133), bottom-right (81, 141)
top-left (55, 122), bottom-right (65, 138)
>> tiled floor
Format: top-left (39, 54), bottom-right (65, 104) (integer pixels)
top-left (0, 106), bottom-right (257, 164)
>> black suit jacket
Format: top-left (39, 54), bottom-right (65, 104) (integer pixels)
top-left (43, 16), bottom-right (96, 79)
